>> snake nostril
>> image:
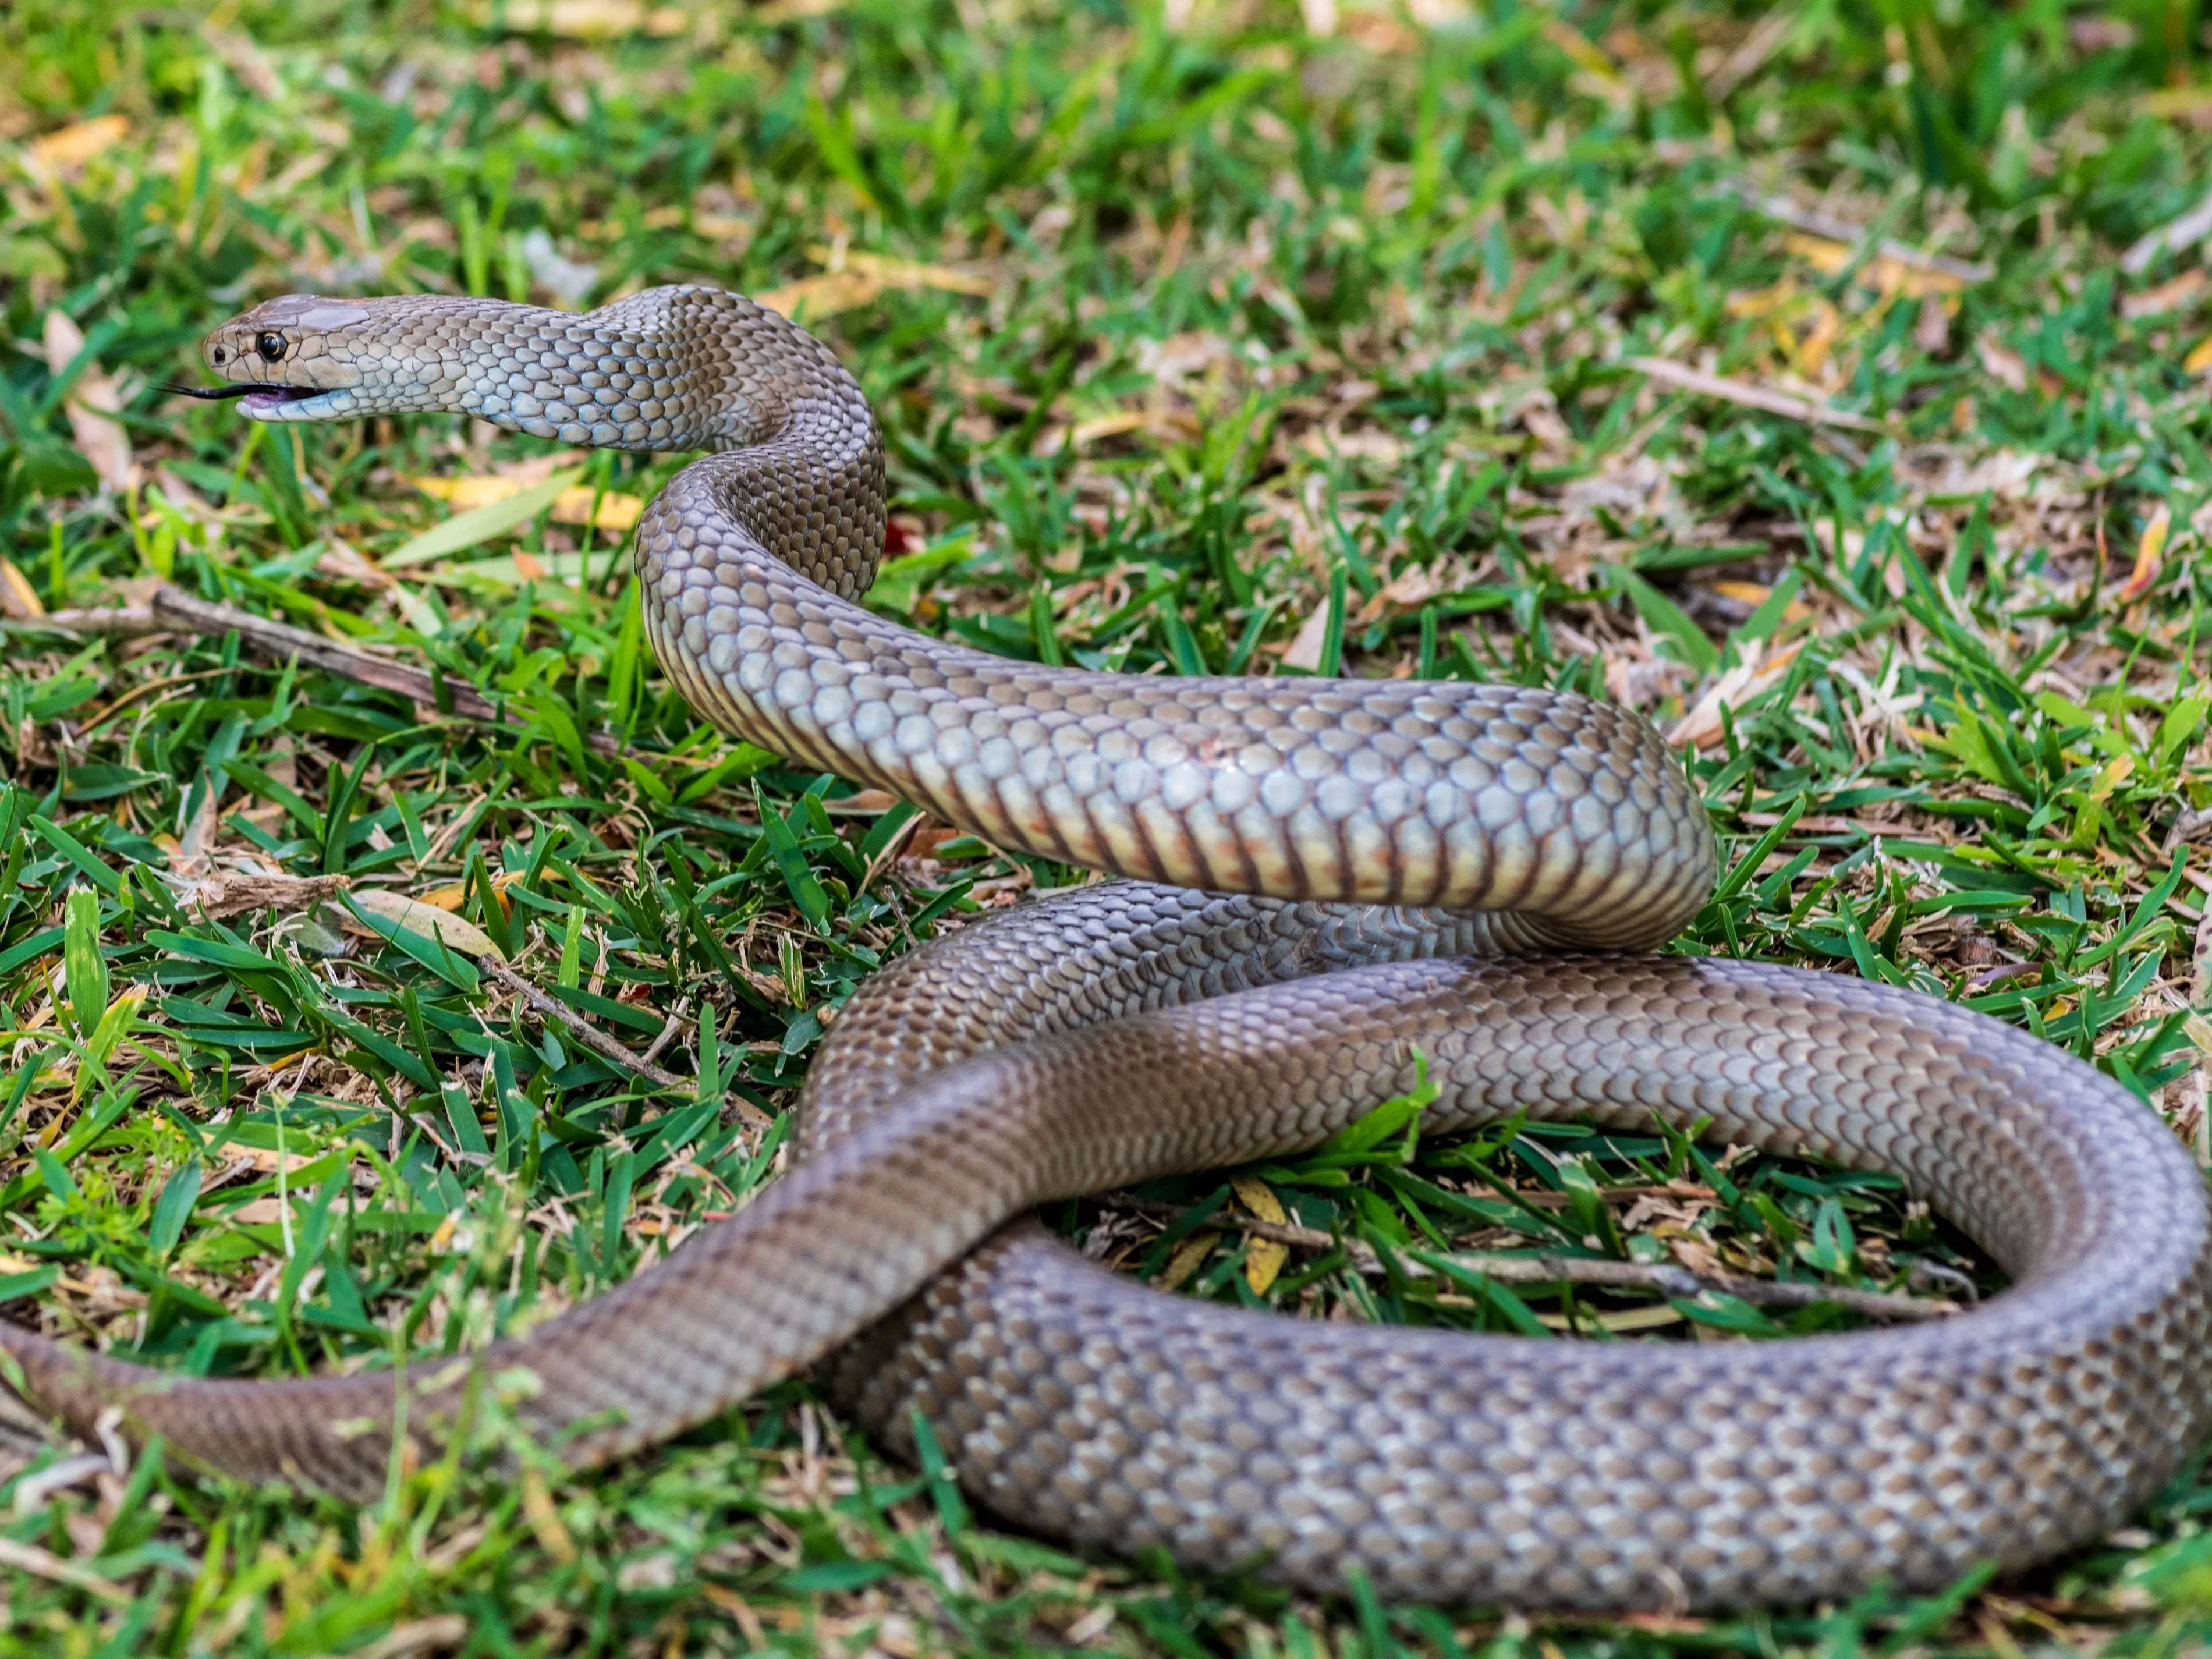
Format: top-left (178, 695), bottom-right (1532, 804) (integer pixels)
top-left (211, 345), bottom-right (227, 364)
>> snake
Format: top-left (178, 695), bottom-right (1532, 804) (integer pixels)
top-left (6, 285), bottom-right (2205, 1612)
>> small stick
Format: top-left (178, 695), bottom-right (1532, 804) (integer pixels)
top-left (481, 957), bottom-right (690, 1092)
top-left (19, 585), bottom-right (626, 755)
top-left (1116, 1200), bottom-right (1957, 1324)
top-left (480, 958), bottom-right (773, 1132)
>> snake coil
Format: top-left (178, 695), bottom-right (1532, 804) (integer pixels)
top-left (5, 286), bottom-right (2205, 1611)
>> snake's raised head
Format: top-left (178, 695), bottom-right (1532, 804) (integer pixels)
top-left (196, 293), bottom-right (389, 421)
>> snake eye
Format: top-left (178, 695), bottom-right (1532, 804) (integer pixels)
top-left (256, 331), bottom-right (286, 363)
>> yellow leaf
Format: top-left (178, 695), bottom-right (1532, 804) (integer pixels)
top-left (1784, 232), bottom-right (1966, 300)
top-left (472, 0), bottom-right (687, 34)
top-left (346, 888), bottom-right (505, 959)
top-left (754, 270), bottom-right (888, 322)
top-left (755, 250), bottom-right (996, 321)
top-left (0, 558), bottom-right (45, 619)
top-left (522, 1468), bottom-right (578, 1564)
top-left (1536, 1304), bottom-right (1685, 1332)
top-left (1711, 580), bottom-right (1771, 606)
top-left (1231, 1175), bottom-right (1290, 1295)
top-left (409, 475), bottom-right (643, 531)
top-left (27, 115), bottom-right (130, 172)
top-left (42, 310), bottom-right (133, 492)
top-left (817, 247), bottom-right (995, 296)
top-left (1157, 1231), bottom-right (1217, 1292)
top-left (552, 486), bottom-right (642, 530)
top-left (2185, 335), bottom-right (2212, 375)
top-left (2085, 753), bottom-right (2136, 803)
top-left (1540, 17), bottom-right (1619, 81)
top-left (2116, 502), bottom-right (2171, 604)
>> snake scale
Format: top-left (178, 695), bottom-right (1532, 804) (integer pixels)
top-left (5, 285), bottom-right (2206, 1611)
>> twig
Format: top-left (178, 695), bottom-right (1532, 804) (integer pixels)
top-left (1629, 357), bottom-right (1891, 434)
top-left (17, 605), bottom-right (158, 637)
top-left (25, 585), bottom-right (626, 756)
top-left (1725, 186), bottom-right (1995, 283)
top-left (0, 1536), bottom-right (132, 1605)
top-left (479, 959), bottom-right (774, 1132)
top-left (1118, 1201), bottom-right (1958, 1324)
top-left (480, 958), bottom-right (690, 1091)
top-left (637, 1006), bottom-right (687, 1069)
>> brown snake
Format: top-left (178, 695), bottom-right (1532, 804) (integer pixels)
top-left (6, 286), bottom-right (2207, 1611)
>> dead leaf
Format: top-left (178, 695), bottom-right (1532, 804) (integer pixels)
top-left (0, 558), bottom-right (44, 619)
top-left (1279, 598), bottom-right (1334, 672)
top-left (754, 249), bottom-right (995, 322)
top-left (347, 888), bottom-right (505, 959)
top-left (2115, 502), bottom-right (2171, 605)
top-left (2124, 269), bottom-right (2207, 318)
top-left (170, 871), bottom-right (350, 919)
top-left (1785, 232), bottom-right (1966, 300)
top-left (1668, 641), bottom-right (1803, 750)
top-left (1157, 1231), bottom-right (1218, 1292)
top-left (342, 1616), bottom-right (473, 1659)
top-left (409, 474), bottom-right (644, 531)
top-left (1914, 293), bottom-right (1949, 355)
top-left (522, 1468), bottom-right (578, 1565)
top-left (1630, 357), bottom-right (1887, 434)
top-left (1230, 1175), bottom-right (1291, 1293)
top-left (470, 0), bottom-right (687, 34)
top-left (1976, 334), bottom-right (2030, 392)
top-left (26, 116), bottom-right (129, 173)
top-left (42, 310), bottom-right (134, 492)
top-left (227, 1196), bottom-right (296, 1225)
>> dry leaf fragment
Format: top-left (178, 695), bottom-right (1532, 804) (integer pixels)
top-left (2123, 269), bottom-right (2207, 318)
top-left (26, 115), bottom-right (129, 172)
top-left (169, 871), bottom-right (350, 919)
top-left (1230, 1175), bottom-right (1292, 1293)
top-left (408, 474), bottom-right (643, 531)
top-left (473, 0), bottom-right (687, 34)
top-left (0, 558), bottom-right (45, 619)
top-left (522, 1467), bottom-right (578, 1564)
top-left (1157, 1231), bottom-right (1218, 1292)
top-left (1630, 357), bottom-right (1886, 434)
top-left (754, 247), bottom-right (995, 321)
top-left (1278, 598), bottom-right (1333, 672)
top-left (2115, 503), bottom-right (2171, 605)
top-left (41, 310), bottom-right (135, 492)
top-left (1975, 335), bottom-right (2031, 393)
top-left (1785, 232), bottom-right (1968, 300)
top-left (1668, 641), bottom-right (1803, 750)
top-left (347, 888), bottom-right (505, 959)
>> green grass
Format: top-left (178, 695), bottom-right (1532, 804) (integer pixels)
top-left (3, 0), bottom-right (2212, 1652)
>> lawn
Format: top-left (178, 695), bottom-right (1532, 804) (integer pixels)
top-left (3, 0), bottom-right (2212, 1653)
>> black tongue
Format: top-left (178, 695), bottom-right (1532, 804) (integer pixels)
top-left (158, 383), bottom-right (256, 400)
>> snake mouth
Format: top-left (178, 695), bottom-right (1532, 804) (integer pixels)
top-left (162, 381), bottom-right (339, 417)
top-left (236, 385), bottom-right (337, 417)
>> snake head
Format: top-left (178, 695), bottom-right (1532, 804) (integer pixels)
top-left (199, 295), bottom-right (378, 420)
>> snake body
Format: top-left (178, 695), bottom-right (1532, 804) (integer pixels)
top-left (6, 285), bottom-right (2206, 1610)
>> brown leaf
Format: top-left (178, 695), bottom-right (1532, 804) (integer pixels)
top-left (0, 558), bottom-right (44, 619)
top-left (2114, 502), bottom-right (2171, 605)
top-left (347, 888), bottom-right (506, 958)
top-left (41, 310), bottom-right (134, 492)
top-left (172, 871), bottom-right (349, 919)
top-left (26, 116), bottom-right (129, 173)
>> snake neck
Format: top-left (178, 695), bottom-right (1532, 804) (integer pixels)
top-left (230, 286), bottom-right (880, 459)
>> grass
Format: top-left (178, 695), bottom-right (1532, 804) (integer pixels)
top-left (3, 0), bottom-right (2212, 1651)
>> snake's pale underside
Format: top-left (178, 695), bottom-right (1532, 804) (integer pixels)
top-left (8, 286), bottom-right (2207, 1611)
